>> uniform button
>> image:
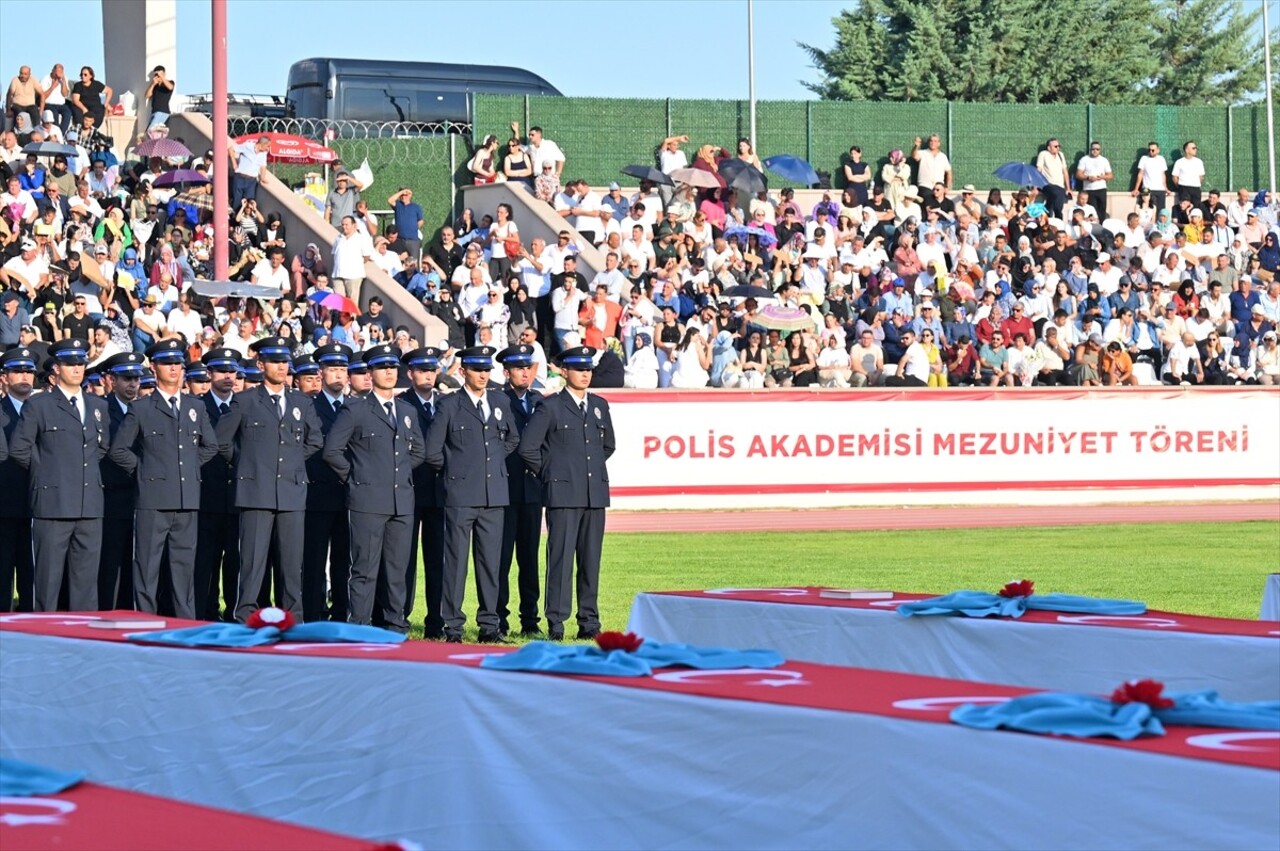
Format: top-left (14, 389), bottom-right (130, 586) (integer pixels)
top-left (588, 473), bottom-right (592, 477)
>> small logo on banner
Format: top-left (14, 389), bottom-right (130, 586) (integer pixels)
top-left (273, 643), bottom-right (397, 653)
top-left (652, 668), bottom-right (809, 687)
top-left (1184, 732), bottom-right (1280, 753)
top-left (705, 588), bottom-right (810, 597)
top-left (0, 797), bottom-right (77, 827)
top-left (892, 696), bottom-right (1010, 712)
top-left (1055, 615), bottom-right (1181, 628)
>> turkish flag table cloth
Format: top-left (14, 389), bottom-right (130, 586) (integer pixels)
top-left (628, 588), bottom-right (1280, 702)
top-left (0, 776), bottom-right (393, 850)
top-left (1, 612), bottom-right (1276, 850)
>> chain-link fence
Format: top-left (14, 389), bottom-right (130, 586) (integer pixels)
top-left (474, 94), bottom-right (1275, 195)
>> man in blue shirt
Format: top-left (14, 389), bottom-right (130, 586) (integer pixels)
top-left (388, 187), bottom-right (424, 263)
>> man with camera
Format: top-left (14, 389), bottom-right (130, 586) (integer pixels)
top-left (144, 66), bottom-right (174, 131)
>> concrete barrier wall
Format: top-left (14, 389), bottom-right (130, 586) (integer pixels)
top-left (168, 112), bottom-right (446, 344)
top-left (458, 182), bottom-right (605, 278)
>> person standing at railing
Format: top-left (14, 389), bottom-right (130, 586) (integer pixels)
top-left (226, 134), bottom-right (271, 208)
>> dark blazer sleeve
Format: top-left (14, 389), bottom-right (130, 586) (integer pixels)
top-left (215, 398), bottom-right (243, 463)
top-left (196, 403), bottom-right (219, 465)
top-left (407, 406), bottom-right (428, 469)
top-left (600, 398), bottom-right (617, 460)
top-left (107, 406), bottom-right (142, 475)
top-left (494, 395), bottom-right (520, 457)
top-left (302, 397), bottom-right (324, 459)
top-left (322, 403), bottom-right (356, 483)
top-left (517, 402), bottom-right (551, 476)
top-left (423, 397), bottom-right (450, 472)
top-left (0, 413), bottom-right (7, 464)
top-left (8, 404), bottom-right (38, 470)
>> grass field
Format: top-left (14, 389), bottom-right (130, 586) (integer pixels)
top-left (412, 520), bottom-right (1279, 640)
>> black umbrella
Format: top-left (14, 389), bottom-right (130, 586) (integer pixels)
top-left (22, 141), bottom-right (77, 158)
top-left (722, 284), bottom-right (774, 300)
top-left (718, 159), bottom-right (768, 195)
top-left (621, 164), bottom-right (673, 186)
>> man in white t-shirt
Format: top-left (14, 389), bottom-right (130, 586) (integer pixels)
top-left (514, 237), bottom-right (552, 299)
top-left (658, 134), bottom-right (689, 208)
top-left (250, 247), bottom-right (291, 294)
top-left (1089, 253), bottom-right (1124, 297)
top-left (621, 225), bottom-right (656, 271)
top-left (1075, 141), bottom-right (1113, 219)
top-left (1171, 140), bottom-right (1205, 207)
top-left (527, 126), bottom-right (564, 178)
top-left (886, 328), bottom-right (930, 387)
top-left (911, 134), bottom-right (951, 190)
top-left (1132, 141), bottom-right (1168, 212)
top-left (590, 251), bottom-right (628, 302)
top-left (330, 215), bottom-right (373, 310)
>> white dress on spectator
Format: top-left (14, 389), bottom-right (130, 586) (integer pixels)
top-left (670, 347), bottom-right (710, 389)
top-left (624, 345), bottom-right (659, 389)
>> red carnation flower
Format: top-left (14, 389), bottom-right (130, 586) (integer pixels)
top-left (1110, 678), bottom-right (1174, 709)
top-left (998, 579), bottom-right (1035, 598)
top-left (595, 631), bottom-right (644, 653)
top-left (246, 606), bottom-right (295, 632)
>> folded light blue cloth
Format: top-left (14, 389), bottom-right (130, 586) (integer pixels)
top-left (951, 691), bottom-right (1280, 740)
top-left (898, 590), bottom-right (1146, 619)
top-left (1156, 690), bottom-right (1280, 730)
top-left (0, 757), bottom-right (86, 796)
top-left (480, 640), bottom-right (785, 677)
top-left (126, 620), bottom-right (406, 648)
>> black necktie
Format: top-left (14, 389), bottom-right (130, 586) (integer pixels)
top-left (385, 400), bottom-right (396, 428)
top-left (219, 402), bottom-right (229, 416)
top-left (270, 394), bottom-right (283, 418)
top-left (579, 398), bottom-right (587, 420)
top-left (476, 398), bottom-right (487, 421)
top-left (170, 396), bottom-right (179, 417)
top-left (70, 395), bottom-right (81, 423)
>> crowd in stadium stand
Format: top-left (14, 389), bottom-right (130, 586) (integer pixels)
top-left (4, 61), bottom-right (1280, 390)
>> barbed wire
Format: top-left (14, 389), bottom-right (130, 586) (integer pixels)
top-left (214, 115), bottom-right (468, 166)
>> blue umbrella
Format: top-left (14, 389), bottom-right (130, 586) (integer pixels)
top-left (993, 162), bottom-right (1047, 187)
top-left (723, 224), bottom-right (777, 248)
top-left (763, 154), bottom-right (819, 187)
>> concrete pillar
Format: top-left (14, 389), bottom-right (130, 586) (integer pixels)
top-left (101, 0), bottom-right (177, 145)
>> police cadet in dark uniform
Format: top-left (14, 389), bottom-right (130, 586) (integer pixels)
top-left (322, 344), bottom-right (426, 632)
top-left (293, 354), bottom-right (322, 397)
top-left (240, 358), bottom-right (263, 389)
top-left (215, 336), bottom-right (323, 623)
top-left (9, 339), bottom-right (110, 612)
top-left (0, 347), bottom-right (38, 612)
top-left (108, 339), bottom-right (219, 617)
top-left (347, 358), bottom-right (371, 398)
top-left (185, 361), bottom-right (211, 397)
top-left (496, 344), bottom-right (544, 637)
top-left (518, 345), bottom-right (616, 640)
top-left (424, 345), bottom-right (519, 643)
top-left (397, 346), bottom-right (446, 634)
top-left (303, 342), bottom-right (353, 622)
top-left (97, 352), bottom-right (145, 609)
top-left (196, 347), bottom-right (241, 620)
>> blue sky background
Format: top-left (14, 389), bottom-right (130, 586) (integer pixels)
top-left (0, 0), bottom-right (849, 101)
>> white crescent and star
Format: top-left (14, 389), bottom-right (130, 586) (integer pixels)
top-left (652, 668), bottom-right (809, 687)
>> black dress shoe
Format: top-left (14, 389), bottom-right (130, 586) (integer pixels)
top-left (518, 628), bottom-right (542, 639)
top-left (476, 632), bottom-right (510, 644)
top-left (444, 633), bottom-right (463, 644)
top-left (576, 629), bottom-right (601, 641)
top-left (546, 630), bottom-right (565, 641)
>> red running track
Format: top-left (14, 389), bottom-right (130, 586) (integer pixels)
top-left (606, 501), bottom-right (1280, 533)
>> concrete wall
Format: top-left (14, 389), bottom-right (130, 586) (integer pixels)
top-left (168, 112), bottom-right (444, 344)
top-left (101, 0), bottom-right (176, 135)
top-left (458, 183), bottom-right (605, 278)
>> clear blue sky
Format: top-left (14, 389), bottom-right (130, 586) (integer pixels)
top-left (0, 0), bottom-right (849, 101)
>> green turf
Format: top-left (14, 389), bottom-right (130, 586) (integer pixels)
top-left (411, 520), bottom-right (1279, 640)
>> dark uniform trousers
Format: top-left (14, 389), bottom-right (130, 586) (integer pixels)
top-left (498, 388), bottom-right (544, 634)
top-left (518, 390), bottom-right (615, 636)
top-left (215, 385), bottom-right (323, 623)
top-left (9, 390), bottom-right (109, 612)
top-left (196, 392), bottom-right (239, 620)
top-left (99, 398), bottom-right (137, 610)
top-left (304, 394), bottom-right (351, 622)
top-left (400, 390), bottom-right (444, 634)
top-left (0, 397), bottom-right (34, 612)
top-left (322, 394), bottom-right (424, 631)
top-left (108, 392), bottom-right (219, 619)
top-left (424, 389), bottom-right (518, 638)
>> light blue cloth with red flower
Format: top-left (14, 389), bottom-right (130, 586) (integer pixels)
top-left (0, 757), bottom-right (86, 797)
top-left (897, 590), bottom-right (1146, 618)
top-left (126, 621), bottom-right (406, 648)
top-left (951, 690), bottom-right (1280, 740)
top-left (480, 640), bottom-right (785, 677)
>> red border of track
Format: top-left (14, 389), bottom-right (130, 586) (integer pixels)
top-left (606, 501), bottom-right (1280, 533)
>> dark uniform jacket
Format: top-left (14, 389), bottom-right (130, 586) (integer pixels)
top-left (0, 397), bottom-right (29, 519)
top-left (423, 388), bottom-right (518, 508)
top-left (200, 391), bottom-right (237, 513)
top-left (503, 387), bottom-right (543, 504)
top-left (518, 390), bottom-right (615, 509)
top-left (101, 397), bottom-right (138, 520)
top-left (108, 392), bottom-right (220, 511)
top-left (215, 385), bottom-right (323, 512)
top-left (307, 393), bottom-right (347, 512)
top-left (399, 389), bottom-right (445, 509)
top-left (9, 390), bottom-right (109, 519)
top-left (322, 394), bottom-right (425, 516)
